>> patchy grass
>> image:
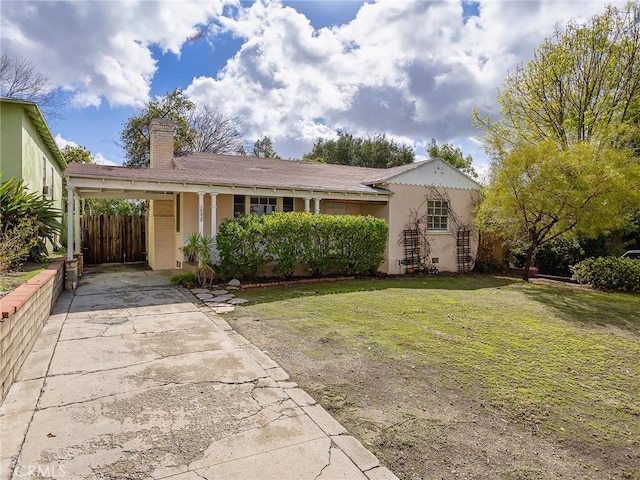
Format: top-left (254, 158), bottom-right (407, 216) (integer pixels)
top-left (0, 264), bottom-right (46, 292)
top-left (236, 275), bottom-right (640, 464)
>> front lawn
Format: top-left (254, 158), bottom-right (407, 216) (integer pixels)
top-left (227, 275), bottom-right (640, 479)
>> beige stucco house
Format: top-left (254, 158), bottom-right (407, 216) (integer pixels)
top-left (0, 97), bottom-right (66, 248)
top-left (65, 119), bottom-right (481, 275)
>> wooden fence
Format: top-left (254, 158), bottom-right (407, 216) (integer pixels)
top-left (81, 215), bottom-right (146, 265)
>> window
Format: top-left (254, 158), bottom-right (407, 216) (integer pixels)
top-left (250, 196), bottom-right (277, 215)
top-left (233, 195), bottom-right (246, 217)
top-left (283, 197), bottom-right (294, 212)
top-left (427, 200), bottom-right (449, 232)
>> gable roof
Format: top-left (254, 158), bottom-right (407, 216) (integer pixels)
top-left (369, 158), bottom-right (482, 190)
top-left (0, 97), bottom-right (66, 171)
top-left (66, 153), bottom-right (480, 197)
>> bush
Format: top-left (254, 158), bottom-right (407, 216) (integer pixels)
top-left (0, 176), bottom-right (61, 262)
top-left (0, 217), bottom-right (40, 272)
top-left (170, 272), bottom-right (196, 287)
top-left (216, 212), bottom-right (388, 279)
top-left (570, 257), bottom-right (640, 291)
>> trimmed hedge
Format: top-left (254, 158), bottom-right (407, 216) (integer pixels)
top-left (570, 257), bottom-right (640, 291)
top-left (217, 212), bottom-right (388, 279)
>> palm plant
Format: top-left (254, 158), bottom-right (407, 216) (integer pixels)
top-left (0, 176), bottom-right (62, 263)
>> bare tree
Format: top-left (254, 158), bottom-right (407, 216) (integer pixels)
top-left (0, 51), bottom-right (64, 119)
top-left (188, 105), bottom-right (245, 155)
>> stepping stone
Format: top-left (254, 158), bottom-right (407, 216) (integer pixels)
top-left (211, 289), bottom-right (228, 295)
top-left (196, 293), bottom-right (214, 300)
top-left (228, 279), bottom-right (241, 287)
top-left (227, 286), bottom-right (239, 290)
top-left (227, 298), bottom-right (249, 305)
top-left (205, 302), bottom-right (231, 308)
top-left (190, 288), bottom-right (209, 294)
top-left (213, 306), bottom-right (235, 314)
top-left (211, 294), bottom-right (234, 303)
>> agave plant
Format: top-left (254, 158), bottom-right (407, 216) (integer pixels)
top-left (0, 176), bottom-right (62, 262)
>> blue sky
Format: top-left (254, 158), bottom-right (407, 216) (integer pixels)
top-left (1, 0), bottom-right (612, 175)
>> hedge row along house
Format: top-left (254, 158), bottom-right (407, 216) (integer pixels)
top-left (65, 119), bottom-right (481, 275)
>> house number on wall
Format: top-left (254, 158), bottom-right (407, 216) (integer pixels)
top-left (199, 205), bottom-right (203, 222)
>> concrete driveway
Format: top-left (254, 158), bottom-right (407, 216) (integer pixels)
top-left (0, 265), bottom-right (396, 480)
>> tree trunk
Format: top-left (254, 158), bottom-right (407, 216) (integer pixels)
top-left (522, 243), bottom-right (536, 282)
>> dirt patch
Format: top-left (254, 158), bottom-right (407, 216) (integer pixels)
top-left (228, 310), bottom-right (638, 480)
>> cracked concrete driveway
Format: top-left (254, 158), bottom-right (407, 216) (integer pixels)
top-left (0, 266), bottom-right (397, 480)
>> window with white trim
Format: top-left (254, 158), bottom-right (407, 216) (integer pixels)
top-left (427, 200), bottom-right (449, 232)
top-left (250, 196), bottom-right (277, 215)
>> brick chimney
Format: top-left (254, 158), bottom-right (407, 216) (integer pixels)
top-left (149, 118), bottom-right (175, 169)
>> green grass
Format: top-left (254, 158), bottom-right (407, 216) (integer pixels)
top-left (0, 266), bottom-right (45, 291)
top-left (237, 275), bottom-right (640, 450)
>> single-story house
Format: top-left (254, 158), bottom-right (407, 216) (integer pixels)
top-left (0, 97), bottom-right (66, 248)
top-left (65, 119), bottom-right (481, 275)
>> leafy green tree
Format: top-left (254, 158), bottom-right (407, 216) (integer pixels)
top-left (252, 136), bottom-right (280, 158)
top-left (121, 89), bottom-right (196, 167)
top-left (426, 139), bottom-right (477, 178)
top-left (61, 144), bottom-right (93, 164)
top-left (476, 140), bottom-right (640, 280)
top-left (302, 132), bottom-right (413, 168)
top-left (474, 2), bottom-right (640, 155)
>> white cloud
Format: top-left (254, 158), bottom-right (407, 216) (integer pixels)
top-left (185, 0), bottom-right (608, 168)
top-left (1, 0), bottom-right (236, 108)
top-left (54, 133), bottom-right (118, 166)
top-left (54, 133), bottom-right (78, 150)
top-left (93, 153), bottom-right (118, 167)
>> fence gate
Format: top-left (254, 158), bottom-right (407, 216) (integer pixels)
top-left (81, 215), bottom-right (146, 265)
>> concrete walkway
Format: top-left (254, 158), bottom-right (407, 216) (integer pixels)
top-left (0, 266), bottom-right (397, 480)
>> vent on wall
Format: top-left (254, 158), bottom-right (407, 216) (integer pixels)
top-left (42, 185), bottom-right (52, 196)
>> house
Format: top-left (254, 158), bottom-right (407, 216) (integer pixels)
top-left (0, 97), bottom-right (66, 247)
top-left (65, 119), bottom-right (481, 274)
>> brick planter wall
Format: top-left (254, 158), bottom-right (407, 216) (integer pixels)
top-left (0, 261), bottom-right (64, 402)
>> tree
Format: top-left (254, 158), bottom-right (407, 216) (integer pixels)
top-left (0, 51), bottom-right (65, 120)
top-left (189, 105), bottom-right (245, 155)
top-left (476, 140), bottom-right (640, 280)
top-left (302, 132), bottom-right (414, 168)
top-left (121, 90), bottom-right (248, 167)
top-left (121, 89), bottom-right (196, 167)
top-left (252, 136), bottom-right (280, 158)
top-left (61, 145), bottom-right (93, 164)
top-left (426, 139), bottom-right (478, 178)
top-left (474, 2), bottom-right (640, 155)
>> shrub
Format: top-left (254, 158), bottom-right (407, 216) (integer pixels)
top-left (0, 176), bottom-right (61, 262)
top-left (570, 257), bottom-right (640, 291)
top-left (0, 217), bottom-right (40, 272)
top-left (216, 212), bottom-right (388, 279)
top-left (170, 272), bottom-right (196, 287)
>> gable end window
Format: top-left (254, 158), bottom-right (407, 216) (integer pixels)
top-left (427, 200), bottom-right (449, 232)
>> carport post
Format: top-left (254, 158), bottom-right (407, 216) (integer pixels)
top-left (66, 186), bottom-right (74, 260)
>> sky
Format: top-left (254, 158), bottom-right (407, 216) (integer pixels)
top-left (0, 0), bottom-right (614, 176)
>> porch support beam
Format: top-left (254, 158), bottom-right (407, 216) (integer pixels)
top-left (197, 191), bottom-right (204, 235)
top-left (313, 197), bottom-right (321, 214)
top-left (304, 197), bottom-right (310, 213)
top-left (66, 186), bottom-right (74, 260)
top-left (210, 192), bottom-right (218, 237)
top-left (74, 196), bottom-right (81, 254)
